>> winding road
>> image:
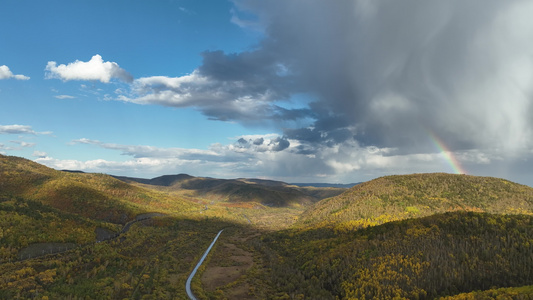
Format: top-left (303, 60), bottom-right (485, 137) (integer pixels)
top-left (186, 229), bottom-right (224, 300)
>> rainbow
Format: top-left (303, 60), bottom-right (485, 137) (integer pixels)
top-left (427, 130), bottom-right (466, 174)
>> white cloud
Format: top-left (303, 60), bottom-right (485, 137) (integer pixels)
top-left (45, 54), bottom-right (133, 83)
top-left (10, 140), bottom-right (35, 148)
top-left (54, 95), bottom-right (75, 99)
top-left (0, 65), bottom-right (30, 80)
top-left (0, 124), bottom-right (52, 135)
top-left (0, 125), bottom-right (37, 135)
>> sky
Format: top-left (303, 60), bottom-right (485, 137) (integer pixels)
top-left (1, 0), bottom-right (533, 186)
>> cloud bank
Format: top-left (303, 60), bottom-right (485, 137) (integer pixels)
top-left (32, 133), bottom-right (496, 184)
top-left (45, 54), bottom-right (133, 83)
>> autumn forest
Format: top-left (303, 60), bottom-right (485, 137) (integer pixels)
top-left (1, 154), bottom-right (533, 299)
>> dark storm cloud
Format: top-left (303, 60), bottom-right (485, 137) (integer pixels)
top-left (253, 138), bottom-right (264, 145)
top-left (199, 50), bottom-right (278, 84)
top-left (229, 0), bottom-right (533, 155)
top-left (237, 138), bottom-right (248, 145)
top-left (269, 137), bottom-right (290, 152)
top-left (232, 135), bottom-right (289, 152)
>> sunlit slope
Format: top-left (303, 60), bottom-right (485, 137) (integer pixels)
top-left (117, 174), bottom-right (345, 207)
top-left (298, 173), bottom-right (533, 228)
top-left (0, 155), bottom-right (198, 222)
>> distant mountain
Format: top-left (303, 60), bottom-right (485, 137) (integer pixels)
top-left (113, 174), bottom-right (194, 186)
top-left (298, 173), bottom-right (533, 228)
top-left (114, 174), bottom-right (347, 207)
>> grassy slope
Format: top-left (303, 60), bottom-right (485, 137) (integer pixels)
top-left (298, 173), bottom-right (533, 229)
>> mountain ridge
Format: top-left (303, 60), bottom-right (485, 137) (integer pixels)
top-left (113, 173), bottom-right (347, 207)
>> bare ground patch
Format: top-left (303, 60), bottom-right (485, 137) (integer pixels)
top-left (201, 243), bottom-right (253, 290)
top-left (201, 232), bottom-right (258, 299)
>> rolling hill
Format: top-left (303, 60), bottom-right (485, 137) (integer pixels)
top-left (115, 174), bottom-right (346, 207)
top-left (298, 173), bottom-right (533, 229)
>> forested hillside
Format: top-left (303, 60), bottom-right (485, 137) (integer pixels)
top-left (254, 212), bottom-right (533, 299)
top-left (298, 173), bottom-right (533, 230)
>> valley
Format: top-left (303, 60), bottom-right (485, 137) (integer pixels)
top-left (1, 154), bottom-right (533, 299)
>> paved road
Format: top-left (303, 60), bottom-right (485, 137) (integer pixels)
top-left (186, 229), bottom-right (224, 300)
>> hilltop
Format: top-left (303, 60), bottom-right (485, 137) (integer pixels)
top-left (298, 173), bottom-right (533, 229)
top-left (115, 174), bottom-right (346, 207)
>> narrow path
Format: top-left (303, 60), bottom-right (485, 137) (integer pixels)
top-left (186, 229), bottom-right (224, 300)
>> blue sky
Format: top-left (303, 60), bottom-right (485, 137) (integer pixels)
top-left (2, 0), bottom-right (533, 186)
